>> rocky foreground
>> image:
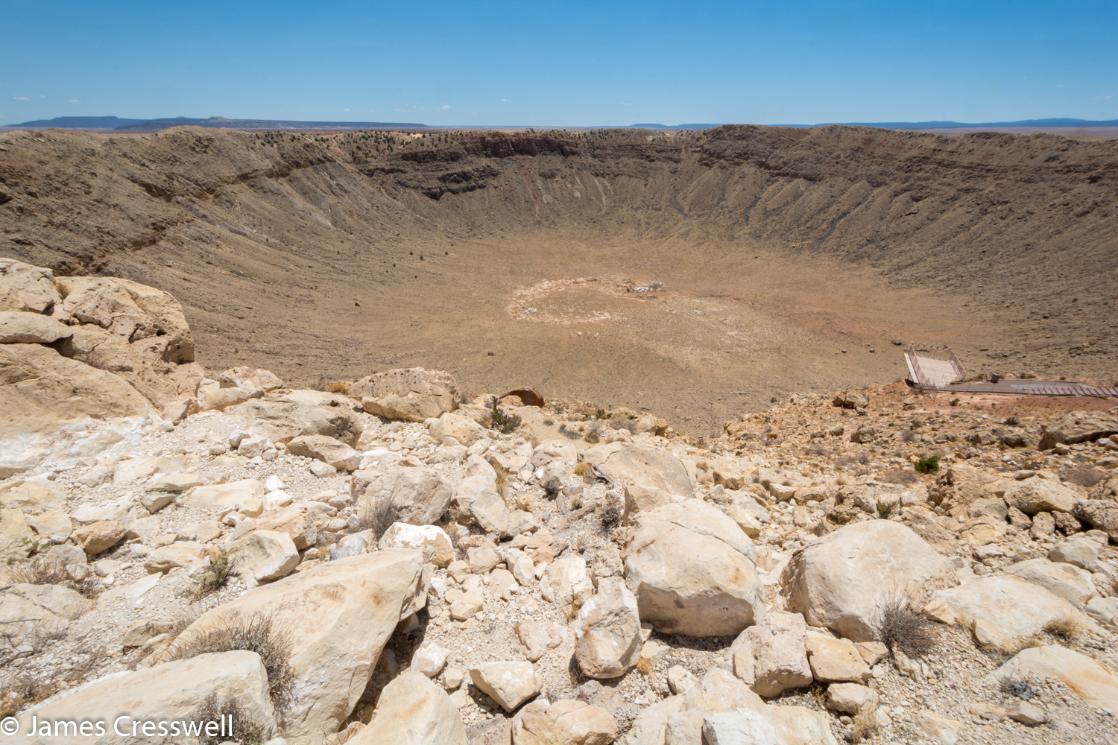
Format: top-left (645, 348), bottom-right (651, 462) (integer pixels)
top-left (1, 257), bottom-right (1117, 745)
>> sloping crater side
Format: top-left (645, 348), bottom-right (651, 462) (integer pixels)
top-left (0, 125), bottom-right (1114, 430)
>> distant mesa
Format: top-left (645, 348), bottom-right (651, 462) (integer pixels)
top-left (7, 115), bottom-right (430, 132)
top-left (4, 115), bottom-right (1118, 133)
top-left (628, 118), bottom-right (1118, 131)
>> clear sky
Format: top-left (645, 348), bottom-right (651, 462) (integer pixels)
top-left (1, 0), bottom-right (1115, 126)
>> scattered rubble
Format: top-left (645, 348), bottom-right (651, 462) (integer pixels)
top-left (1, 259), bottom-right (1117, 744)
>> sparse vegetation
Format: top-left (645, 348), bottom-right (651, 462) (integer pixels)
top-left (542, 477), bottom-right (562, 500)
top-left (11, 555), bottom-right (101, 598)
top-left (10, 555), bottom-right (69, 585)
top-left (875, 501), bottom-right (899, 519)
top-left (852, 707), bottom-right (880, 743)
top-left (489, 401), bottom-right (521, 434)
top-left (999, 676), bottom-right (1041, 701)
top-left (193, 694), bottom-right (272, 745)
top-left (915, 455), bottom-right (940, 474)
top-left (355, 497), bottom-right (398, 541)
top-left (1043, 617), bottom-right (1083, 643)
top-left (195, 549), bottom-right (232, 598)
top-left (875, 598), bottom-right (937, 659)
top-left (171, 614), bottom-right (295, 717)
top-left (599, 503), bottom-right (622, 533)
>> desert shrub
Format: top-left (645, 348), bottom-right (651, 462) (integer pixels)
top-left (999, 676), bottom-right (1040, 701)
top-left (1043, 617), bottom-right (1082, 643)
top-left (851, 707), bottom-right (879, 743)
top-left (355, 498), bottom-right (398, 540)
top-left (194, 549), bottom-right (232, 598)
top-left (599, 503), bottom-right (622, 533)
top-left (11, 556), bottom-right (102, 598)
top-left (490, 401), bottom-right (521, 434)
top-left (171, 614), bottom-right (294, 716)
top-left (10, 555), bottom-right (69, 585)
top-left (542, 477), bottom-right (562, 500)
top-left (193, 694), bottom-right (271, 745)
top-left (915, 455), bottom-right (940, 474)
top-left (875, 598), bottom-right (936, 659)
top-left (875, 501), bottom-right (899, 519)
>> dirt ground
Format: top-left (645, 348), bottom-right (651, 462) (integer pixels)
top-left (165, 231), bottom-right (1009, 435)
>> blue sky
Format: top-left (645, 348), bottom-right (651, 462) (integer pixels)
top-left (1, 0), bottom-right (1115, 126)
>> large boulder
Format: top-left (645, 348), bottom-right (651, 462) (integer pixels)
top-left (454, 454), bottom-right (510, 535)
top-left (0, 310), bottom-right (72, 343)
top-left (0, 261), bottom-right (204, 434)
top-left (0, 583), bottom-right (94, 641)
top-left (623, 669), bottom-right (759, 745)
top-left (925, 575), bottom-right (1096, 653)
top-left (379, 522), bottom-right (455, 567)
top-left (353, 367), bottom-right (460, 422)
top-left (584, 442), bottom-right (693, 512)
top-left (286, 434), bottom-right (360, 472)
top-left (469, 661), bottom-right (542, 712)
top-left (232, 529), bottom-right (301, 584)
top-left (512, 699), bottom-right (618, 745)
top-left (574, 577), bottom-right (642, 679)
top-left (990, 645), bottom-right (1118, 717)
top-left (1038, 412), bottom-right (1118, 450)
top-left (17, 651), bottom-right (276, 745)
top-left (0, 343), bottom-right (153, 434)
top-left (782, 520), bottom-right (952, 641)
top-left (621, 668), bottom-right (837, 745)
top-left (540, 553), bottom-right (595, 611)
top-left (1003, 477), bottom-right (1078, 515)
top-left (701, 709), bottom-right (839, 745)
top-left (1005, 558), bottom-right (1097, 606)
top-left (0, 258), bottom-right (61, 313)
top-left (624, 500), bottom-right (759, 637)
top-left (183, 479), bottom-right (265, 517)
top-left (352, 464), bottom-right (454, 525)
top-left (168, 549), bottom-right (425, 743)
top-left (0, 506), bottom-right (36, 562)
top-left (731, 610), bottom-right (812, 697)
top-left (1074, 500), bottom-right (1118, 542)
top-left (56, 274), bottom-right (195, 363)
top-left (231, 389), bottom-right (363, 445)
top-left (351, 670), bottom-right (467, 745)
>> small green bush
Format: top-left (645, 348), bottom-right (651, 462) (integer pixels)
top-left (915, 455), bottom-right (940, 474)
top-left (490, 401), bottom-right (521, 434)
top-left (194, 549), bottom-right (232, 598)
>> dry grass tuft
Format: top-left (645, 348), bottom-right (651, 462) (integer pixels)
top-left (193, 693), bottom-right (272, 745)
top-left (355, 498), bottom-right (398, 541)
top-left (875, 598), bottom-right (937, 659)
top-left (852, 707), bottom-right (879, 743)
top-left (635, 656), bottom-right (653, 675)
top-left (10, 555), bottom-right (102, 598)
top-left (323, 379), bottom-right (352, 396)
top-left (171, 614), bottom-right (295, 717)
top-left (1043, 617), bottom-right (1083, 643)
